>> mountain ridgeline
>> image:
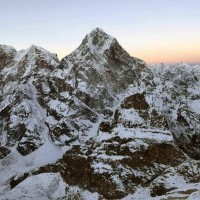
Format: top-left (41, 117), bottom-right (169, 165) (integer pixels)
top-left (0, 28), bottom-right (200, 199)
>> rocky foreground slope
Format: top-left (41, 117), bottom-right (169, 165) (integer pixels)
top-left (0, 28), bottom-right (200, 199)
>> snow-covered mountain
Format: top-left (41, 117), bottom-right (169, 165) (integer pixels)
top-left (1, 28), bottom-right (200, 199)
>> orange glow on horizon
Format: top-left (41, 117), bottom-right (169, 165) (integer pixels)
top-left (55, 34), bottom-right (200, 64)
top-left (131, 50), bottom-right (200, 64)
top-left (57, 48), bottom-right (200, 64)
top-left (121, 30), bottom-right (200, 64)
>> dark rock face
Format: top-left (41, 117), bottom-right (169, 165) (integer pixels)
top-left (57, 137), bottom-right (185, 198)
top-left (0, 45), bottom-right (16, 67)
top-left (121, 93), bottom-right (150, 110)
top-left (98, 121), bottom-right (113, 133)
top-left (0, 146), bottom-right (10, 159)
top-left (17, 133), bottom-right (43, 156)
top-left (150, 183), bottom-right (175, 197)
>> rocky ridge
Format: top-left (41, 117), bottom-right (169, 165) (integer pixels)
top-left (0, 28), bottom-right (200, 199)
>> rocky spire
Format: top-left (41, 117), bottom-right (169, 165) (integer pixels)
top-left (82, 27), bottom-right (115, 55)
top-left (57, 28), bottom-right (147, 112)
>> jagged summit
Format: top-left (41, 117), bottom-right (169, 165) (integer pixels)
top-left (16, 44), bottom-right (59, 62)
top-left (90, 27), bottom-right (107, 34)
top-left (62, 27), bottom-right (144, 66)
top-left (69, 27), bottom-right (145, 67)
top-left (55, 28), bottom-right (147, 112)
top-left (0, 44), bottom-right (16, 54)
top-left (0, 44), bottom-right (60, 82)
top-left (82, 28), bottom-right (115, 55)
top-left (0, 44), bottom-right (17, 67)
top-left (87, 27), bottom-right (111, 38)
top-left (86, 27), bottom-right (114, 41)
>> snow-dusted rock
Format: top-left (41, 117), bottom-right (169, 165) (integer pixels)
top-left (0, 28), bottom-right (200, 199)
top-left (0, 44), bottom-right (16, 68)
top-left (55, 28), bottom-right (146, 112)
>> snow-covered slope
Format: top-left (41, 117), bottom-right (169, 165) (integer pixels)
top-left (0, 29), bottom-right (200, 199)
top-left (1, 173), bottom-right (67, 200)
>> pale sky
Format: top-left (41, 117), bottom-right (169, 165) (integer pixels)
top-left (1, 0), bottom-right (200, 64)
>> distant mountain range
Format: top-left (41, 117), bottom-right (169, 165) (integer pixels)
top-left (0, 28), bottom-right (200, 199)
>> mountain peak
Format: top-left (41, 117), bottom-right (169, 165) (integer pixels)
top-left (29, 44), bottom-right (36, 51)
top-left (82, 28), bottom-right (115, 55)
top-left (17, 44), bottom-right (59, 63)
top-left (26, 44), bottom-right (45, 54)
top-left (0, 44), bottom-right (16, 54)
top-left (0, 44), bottom-right (17, 67)
top-left (89, 27), bottom-right (107, 35)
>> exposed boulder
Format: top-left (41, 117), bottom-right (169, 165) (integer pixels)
top-left (121, 93), bottom-right (149, 110)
